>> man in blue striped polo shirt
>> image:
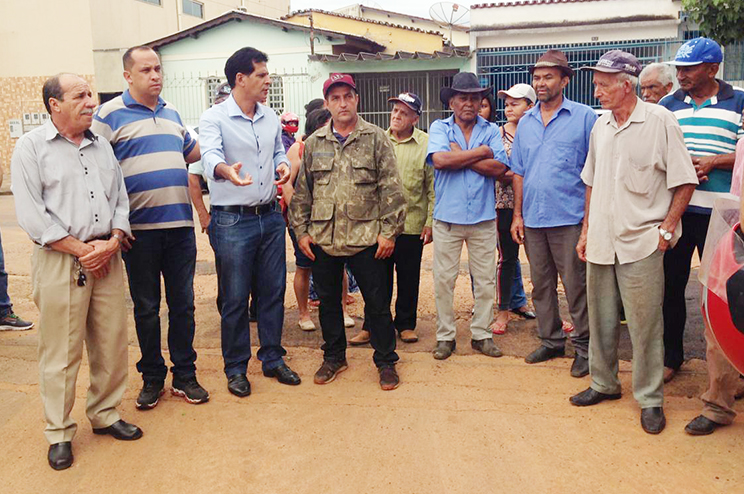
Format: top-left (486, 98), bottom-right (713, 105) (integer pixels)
top-left (93, 46), bottom-right (208, 409)
top-left (659, 37), bottom-right (744, 384)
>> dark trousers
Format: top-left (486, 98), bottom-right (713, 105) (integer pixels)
top-left (663, 211), bottom-right (710, 370)
top-left (123, 227), bottom-right (197, 382)
top-left (497, 208), bottom-right (528, 310)
top-left (363, 234), bottom-right (425, 333)
top-left (312, 244), bottom-right (398, 367)
top-left (209, 209), bottom-right (287, 376)
top-left (0, 228), bottom-right (12, 317)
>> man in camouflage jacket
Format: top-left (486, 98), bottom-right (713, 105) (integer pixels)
top-left (289, 73), bottom-right (406, 390)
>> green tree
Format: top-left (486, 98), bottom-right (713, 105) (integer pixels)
top-left (682, 0), bottom-right (744, 46)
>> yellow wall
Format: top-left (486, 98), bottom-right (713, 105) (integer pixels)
top-left (284, 12), bottom-right (444, 54)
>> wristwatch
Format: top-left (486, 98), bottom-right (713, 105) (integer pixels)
top-left (659, 227), bottom-right (673, 241)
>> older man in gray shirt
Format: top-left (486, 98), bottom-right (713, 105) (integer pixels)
top-left (11, 73), bottom-right (142, 471)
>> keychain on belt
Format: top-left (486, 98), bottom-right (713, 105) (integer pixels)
top-left (73, 257), bottom-right (86, 287)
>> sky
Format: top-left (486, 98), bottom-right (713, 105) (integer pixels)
top-left (288, 0), bottom-right (471, 23)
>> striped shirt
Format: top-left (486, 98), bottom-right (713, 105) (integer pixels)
top-left (92, 90), bottom-right (196, 230)
top-left (659, 80), bottom-right (744, 213)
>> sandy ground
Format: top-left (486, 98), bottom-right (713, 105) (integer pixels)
top-left (0, 192), bottom-right (742, 493)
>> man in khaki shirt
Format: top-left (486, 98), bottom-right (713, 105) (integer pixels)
top-left (289, 74), bottom-right (407, 390)
top-left (568, 51), bottom-right (698, 435)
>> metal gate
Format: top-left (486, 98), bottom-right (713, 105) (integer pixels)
top-left (351, 70), bottom-right (458, 130)
top-left (477, 38), bottom-right (687, 122)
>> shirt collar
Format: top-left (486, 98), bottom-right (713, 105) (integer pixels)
top-left (386, 126), bottom-right (423, 144)
top-left (607, 97), bottom-right (646, 130)
top-left (122, 89), bottom-right (165, 112)
top-left (226, 94), bottom-right (265, 121)
top-left (530, 96), bottom-right (573, 122)
top-left (45, 119), bottom-right (97, 143)
top-left (674, 78), bottom-right (734, 104)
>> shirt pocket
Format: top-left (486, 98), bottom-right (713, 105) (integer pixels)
top-left (553, 141), bottom-right (580, 171)
top-left (401, 165), bottom-right (423, 195)
top-left (310, 158), bottom-right (333, 185)
top-left (351, 160), bottom-right (378, 185)
top-left (623, 160), bottom-right (653, 196)
top-left (346, 200), bottom-right (380, 247)
top-left (309, 201), bottom-right (335, 244)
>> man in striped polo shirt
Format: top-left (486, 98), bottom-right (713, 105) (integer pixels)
top-left (93, 46), bottom-right (208, 409)
top-left (659, 37), bottom-right (744, 384)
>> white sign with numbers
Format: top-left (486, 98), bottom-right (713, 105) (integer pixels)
top-left (9, 119), bottom-right (22, 138)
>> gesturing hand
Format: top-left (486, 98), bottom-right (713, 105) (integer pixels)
top-left (275, 163), bottom-right (290, 185)
top-left (219, 162), bottom-right (253, 186)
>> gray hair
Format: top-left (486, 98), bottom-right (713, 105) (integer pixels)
top-left (640, 63), bottom-right (676, 87)
top-left (42, 73), bottom-right (78, 114)
top-left (616, 72), bottom-right (639, 90)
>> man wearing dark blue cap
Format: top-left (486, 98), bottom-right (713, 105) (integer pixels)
top-left (659, 37), bottom-right (744, 387)
top-left (569, 50), bottom-right (698, 435)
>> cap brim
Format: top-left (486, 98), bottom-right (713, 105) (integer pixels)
top-left (388, 98), bottom-right (421, 114)
top-left (580, 66), bottom-right (623, 73)
top-left (324, 81), bottom-right (356, 97)
top-left (667, 60), bottom-right (703, 66)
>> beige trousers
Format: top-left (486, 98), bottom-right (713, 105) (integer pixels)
top-left (32, 246), bottom-right (128, 444)
top-left (432, 219), bottom-right (496, 342)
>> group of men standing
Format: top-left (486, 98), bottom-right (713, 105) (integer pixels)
top-left (9, 36), bottom-right (744, 470)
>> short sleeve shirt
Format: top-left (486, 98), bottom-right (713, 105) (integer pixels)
top-left (581, 99), bottom-right (699, 265)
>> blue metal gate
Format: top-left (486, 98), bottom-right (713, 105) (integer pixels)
top-left (477, 38), bottom-right (686, 122)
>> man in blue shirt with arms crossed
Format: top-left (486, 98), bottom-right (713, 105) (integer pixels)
top-left (427, 72), bottom-right (508, 360)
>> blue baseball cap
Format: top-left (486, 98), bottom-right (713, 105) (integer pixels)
top-left (668, 37), bottom-right (723, 66)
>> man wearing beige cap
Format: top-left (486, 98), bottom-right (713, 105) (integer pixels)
top-left (569, 51), bottom-right (698, 434)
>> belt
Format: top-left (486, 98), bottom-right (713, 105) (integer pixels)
top-left (212, 202), bottom-right (276, 216)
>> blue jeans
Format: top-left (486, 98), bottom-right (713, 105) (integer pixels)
top-left (209, 209), bottom-right (287, 376)
top-left (0, 229), bottom-right (11, 317)
top-left (122, 227), bottom-right (197, 382)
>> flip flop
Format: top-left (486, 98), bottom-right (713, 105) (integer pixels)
top-left (562, 320), bottom-right (574, 333)
top-left (298, 319), bottom-right (316, 331)
top-left (489, 320), bottom-right (507, 335)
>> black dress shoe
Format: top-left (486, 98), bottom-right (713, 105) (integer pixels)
top-left (48, 442), bottom-right (73, 470)
top-left (227, 374), bottom-right (251, 397)
top-left (570, 355), bottom-right (589, 378)
top-left (93, 420), bottom-right (143, 441)
top-left (525, 345), bottom-right (565, 364)
top-left (263, 364), bottom-right (301, 385)
top-left (569, 387), bottom-right (622, 407)
top-left (510, 307), bottom-right (536, 319)
top-left (641, 407), bottom-right (666, 434)
top-left (685, 415), bottom-right (726, 436)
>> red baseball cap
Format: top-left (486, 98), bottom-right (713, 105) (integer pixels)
top-left (323, 73), bottom-right (356, 98)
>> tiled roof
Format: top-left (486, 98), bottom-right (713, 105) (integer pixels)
top-left (146, 10), bottom-right (385, 52)
top-left (282, 9), bottom-right (444, 36)
top-left (472, 0), bottom-right (608, 8)
top-left (309, 48), bottom-right (471, 63)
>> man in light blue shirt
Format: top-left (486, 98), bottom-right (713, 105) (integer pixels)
top-left (510, 50), bottom-right (598, 377)
top-left (426, 72), bottom-right (508, 360)
top-left (199, 47), bottom-right (299, 397)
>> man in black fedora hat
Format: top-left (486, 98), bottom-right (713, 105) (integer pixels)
top-left (426, 72), bottom-right (508, 360)
top-left (509, 49), bottom-right (598, 377)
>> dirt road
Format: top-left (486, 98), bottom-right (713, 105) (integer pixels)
top-left (0, 194), bottom-right (741, 493)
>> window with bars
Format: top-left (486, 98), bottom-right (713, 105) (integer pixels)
top-left (206, 77), bottom-right (225, 107)
top-left (182, 0), bottom-right (203, 18)
top-left (267, 75), bottom-right (284, 114)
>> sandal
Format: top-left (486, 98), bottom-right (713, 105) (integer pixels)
top-left (510, 307), bottom-right (536, 319)
top-left (298, 319), bottom-right (316, 331)
top-left (489, 320), bottom-right (507, 335)
top-left (562, 320), bottom-right (574, 334)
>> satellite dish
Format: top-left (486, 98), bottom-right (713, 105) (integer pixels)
top-left (429, 2), bottom-right (469, 46)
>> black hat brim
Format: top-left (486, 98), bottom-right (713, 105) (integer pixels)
top-left (440, 87), bottom-right (492, 107)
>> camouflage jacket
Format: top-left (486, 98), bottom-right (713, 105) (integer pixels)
top-left (289, 116), bottom-right (407, 257)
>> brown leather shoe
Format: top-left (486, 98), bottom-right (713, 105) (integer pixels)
top-left (399, 330), bottom-right (418, 343)
top-left (379, 366), bottom-right (400, 391)
top-left (349, 330), bottom-right (370, 346)
top-left (313, 360), bottom-right (348, 384)
top-left (663, 366), bottom-right (677, 383)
